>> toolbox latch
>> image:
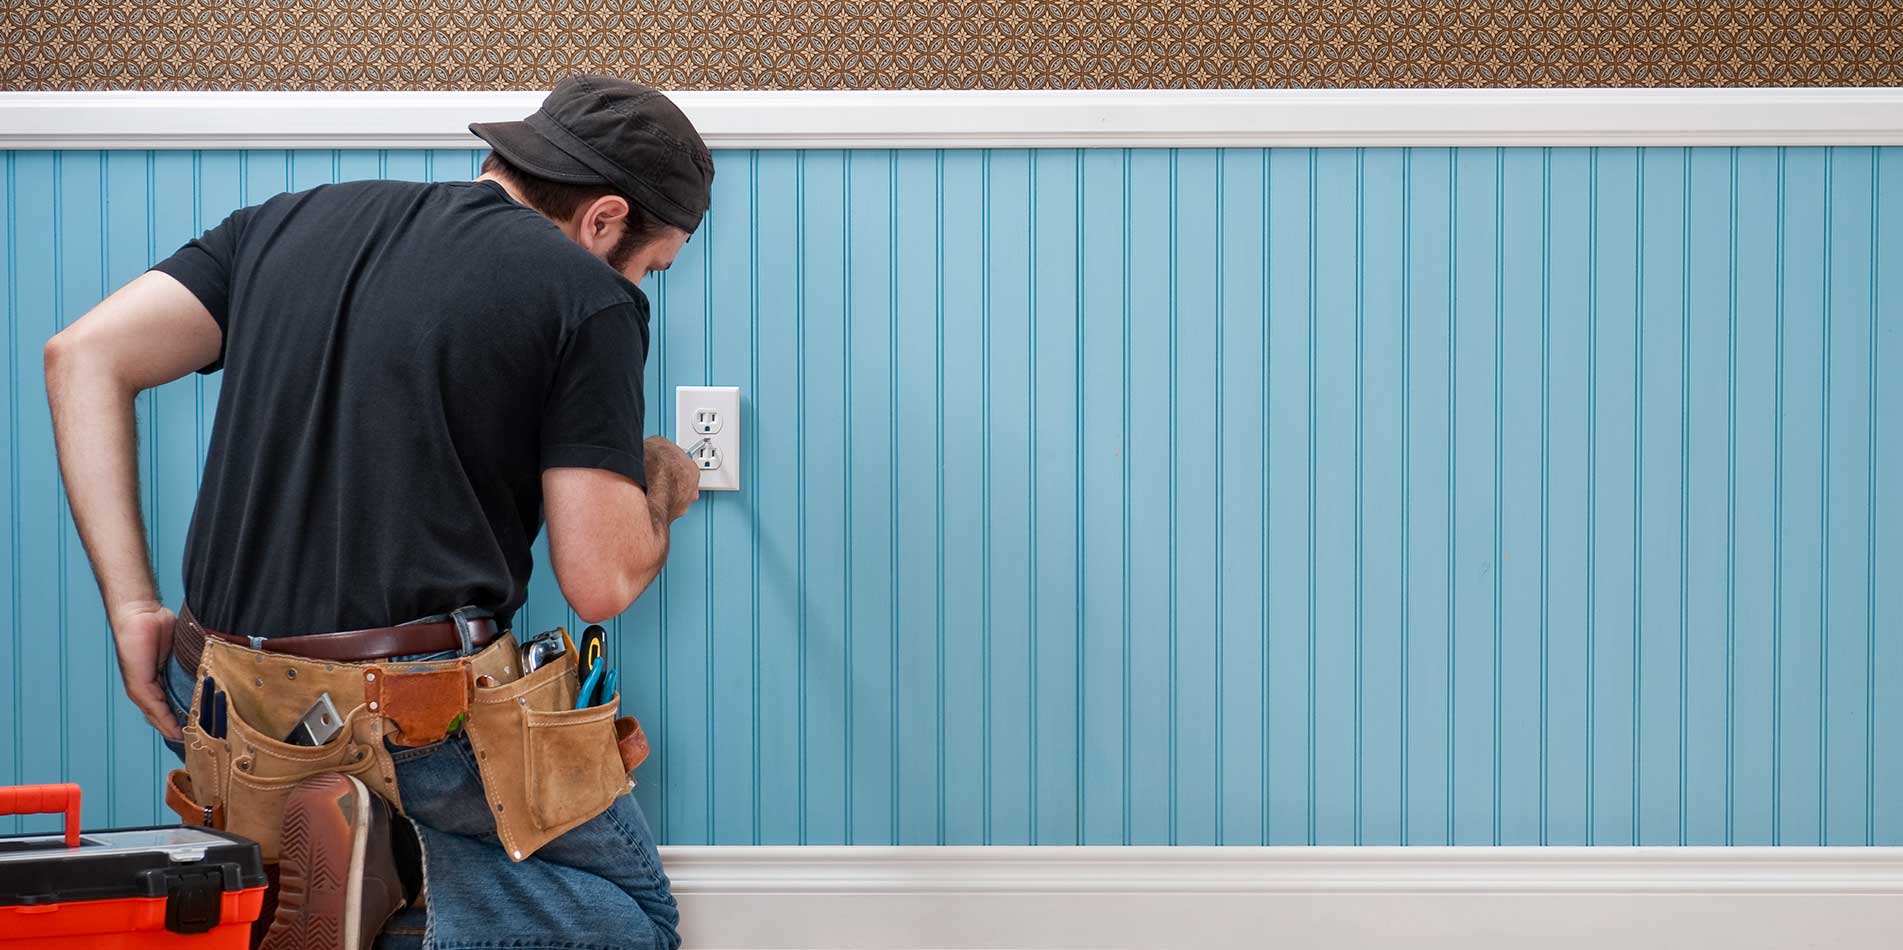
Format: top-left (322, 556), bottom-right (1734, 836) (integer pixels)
top-left (138, 862), bottom-right (239, 934)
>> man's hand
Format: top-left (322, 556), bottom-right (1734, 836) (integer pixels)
top-left (642, 435), bottom-right (701, 522)
top-left (111, 601), bottom-right (182, 740)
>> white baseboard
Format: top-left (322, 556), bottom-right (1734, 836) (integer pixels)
top-left (659, 846), bottom-right (1903, 949)
top-left (3, 89), bottom-right (1903, 150)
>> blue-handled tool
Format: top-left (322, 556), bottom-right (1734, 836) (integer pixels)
top-left (577, 661), bottom-right (606, 710)
top-left (600, 669), bottom-right (618, 706)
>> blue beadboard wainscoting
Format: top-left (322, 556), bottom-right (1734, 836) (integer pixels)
top-left (1, 147), bottom-right (1899, 848)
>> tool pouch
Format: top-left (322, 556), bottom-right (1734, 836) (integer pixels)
top-left (461, 647), bottom-right (631, 862)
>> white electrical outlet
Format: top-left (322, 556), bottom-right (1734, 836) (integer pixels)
top-left (675, 386), bottom-right (740, 491)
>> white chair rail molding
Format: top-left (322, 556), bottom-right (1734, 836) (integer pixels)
top-left (5, 87), bottom-right (1903, 149)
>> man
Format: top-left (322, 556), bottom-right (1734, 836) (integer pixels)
top-left (43, 76), bottom-right (709, 949)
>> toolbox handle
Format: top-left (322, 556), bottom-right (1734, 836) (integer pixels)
top-left (0, 782), bottom-right (81, 847)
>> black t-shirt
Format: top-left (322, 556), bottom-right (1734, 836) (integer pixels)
top-left (152, 178), bottom-right (649, 637)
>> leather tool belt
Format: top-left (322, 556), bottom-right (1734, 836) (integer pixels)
top-left (170, 607), bottom-right (506, 679)
top-left (165, 612), bottom-right (651, 865)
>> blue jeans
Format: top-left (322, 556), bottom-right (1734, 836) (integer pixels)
top-left (163, 654), bottom-right (681, 950)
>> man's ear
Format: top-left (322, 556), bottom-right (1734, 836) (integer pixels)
top-left (575, 194), bottom-right (631, 256)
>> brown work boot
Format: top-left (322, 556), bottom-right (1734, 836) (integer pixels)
top-left (259, 773), bottom-right (407, 950)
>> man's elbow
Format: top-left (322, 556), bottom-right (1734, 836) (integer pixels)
top-left (42, 331), bottom-right (73, 379)
top-left (570, 589), bottom-right (632, 625)
top-left (570, 580), bottom-right (646, 623)
top-left (43, 328), bottom-right (112, 390)
top-left (565, 554), bottom-right (665, 623)
top-left (42, 332), bottom-right (88, 404)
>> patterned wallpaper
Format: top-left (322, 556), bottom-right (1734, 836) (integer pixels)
top-left (2, 1), bottom-right (1900, 91)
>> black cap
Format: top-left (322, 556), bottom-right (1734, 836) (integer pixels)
top-left (470, 75), bottom-right (714, 233)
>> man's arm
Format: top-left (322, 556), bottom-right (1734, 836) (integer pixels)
top-left (44, 271), bottom-right (223, 739)
top-left (544, 436), bottom-right (699, 622)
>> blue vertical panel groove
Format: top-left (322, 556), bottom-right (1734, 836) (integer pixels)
top-left (1726, 147), bottom-right (1740, 844)
top-left (1632, 151), bottom-right (1645, 847)
top-left (1772, 148), bottom-right (1787, 845)
top-left (747, 152), bottom-right (762, 845)
top-left (976, 150), bottom-right (991, 846)
top-left (1352, 150), bottom-right (1365, 845)
top-left (1538, 149), bottom-right (1550, 843)
top-left (886, 151), bottom-right (900, 847)
top-left (932, 151), bottom-right (947, 846)
top-left (1307, 150), bottom-right (1319, 846)
top-left (1819, 150), bottom-right (1833, 845)
top-left (1865, 148), bottom-right (1882, 846)
top-left (1164, 150), bottom-right (1178, 846)
top-left (1120, 148), bottom-right (1133, 847)
top-left (1259, 147), bottom-right (1272, 847)
top-left (1025, 152), bottom-right (1037, 846)
top-left (1, 146), bottom-right (1895, 846)
top-left (1214, 152), bottom-right (1227, 844)
top-left (1444, 151), bottom-right (1458, 846)
top-left (1679, 148), bottom-right (1693, 845)
top-left (1071, 148), bottom-right (1086, 846)
top-left (1586, 149), bottom-right (1600, 843)
top-left (1489, 148), bottom-right (1501, 846)
top-left (1398, 148), bottom-right (1412, 846)
top-left (794, 151), bottom-right (808, 846)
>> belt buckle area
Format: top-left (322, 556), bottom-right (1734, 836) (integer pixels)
top-left (364, 663), bottom-right (473, 748)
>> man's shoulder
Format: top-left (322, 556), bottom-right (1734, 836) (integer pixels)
top-left (262, 176), bottom-right (427, 209)
top-left (489, 233), bottom-right (643, 322)
top-left (253, 178), bottom-right (640, 321)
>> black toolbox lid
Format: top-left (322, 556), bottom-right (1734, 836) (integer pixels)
top-left (0, 824), bottom-right (266, 908)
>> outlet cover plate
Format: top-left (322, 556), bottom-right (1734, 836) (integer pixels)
top-left (675, 385), bottom-right (740, 491)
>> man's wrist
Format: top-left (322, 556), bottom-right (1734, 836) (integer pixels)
top-left (643, 459), bottom-right (685, 506)
top-left (645, 467), bottom-right (679, 523)
top-left (107, 596), bottom-right (164, 623)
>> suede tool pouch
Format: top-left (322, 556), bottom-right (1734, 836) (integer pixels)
top-left (462, 649), bottom-right (630, 862)
top-left (181, 638), bottom-right (395, 862)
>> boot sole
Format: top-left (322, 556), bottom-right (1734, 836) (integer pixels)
top-left (260, 774), bottom-right (370, 950)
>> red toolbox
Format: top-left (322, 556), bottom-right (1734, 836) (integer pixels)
top-left (0, 784), bottom-right (267, 948)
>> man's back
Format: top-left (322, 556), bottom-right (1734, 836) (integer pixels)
top-left (157, 178), bottom-right (652, 636)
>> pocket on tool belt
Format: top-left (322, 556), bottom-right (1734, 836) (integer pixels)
top-left (223, 698), bottom-right (379, 859)
top-left (181, 725), bottom-right (229, 823)
top-left (224, 700), bottom-right (372, 782)
top-left (525, 697), bottom-right (625, 830)
top-left (462, 649), bottom-right (629, 862)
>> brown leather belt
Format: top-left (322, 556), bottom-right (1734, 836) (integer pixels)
top-left (171, 607), bottom-right (504, 675)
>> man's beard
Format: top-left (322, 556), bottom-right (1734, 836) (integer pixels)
top-left (606, 227), bottom-right (645, 274)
